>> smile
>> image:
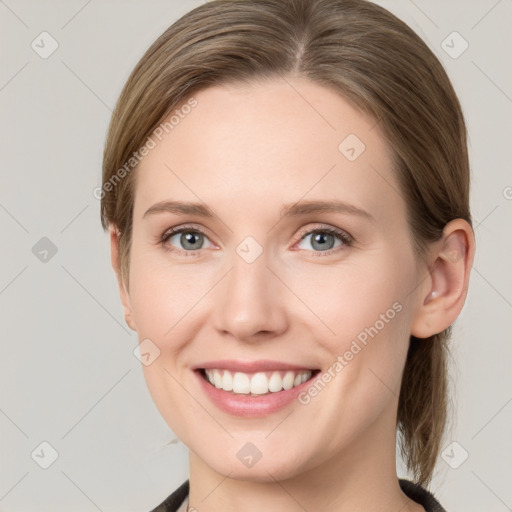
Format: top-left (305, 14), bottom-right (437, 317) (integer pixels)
top-left (194, 363), bottom-right (320, 417)
top-left (201, 369), bottom-right (315, 396)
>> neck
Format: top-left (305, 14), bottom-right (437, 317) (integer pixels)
top-left (187, 404), bottom-right (423, 512)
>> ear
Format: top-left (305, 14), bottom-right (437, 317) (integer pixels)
top-left (411, 219), bottom-right (475, 338)
top-left (109, 225), bottom-right (137, 331)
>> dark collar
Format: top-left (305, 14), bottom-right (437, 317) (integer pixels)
top-left (399, 479), bottom-right (446, 511)
top-left (150, 479), bottom-right (446, 511)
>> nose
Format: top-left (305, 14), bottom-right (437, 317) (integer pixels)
top-left (211, 250), bottom-right (288, 342)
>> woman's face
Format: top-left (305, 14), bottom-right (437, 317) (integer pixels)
top-left (118, 77), bottom-right (428, 480)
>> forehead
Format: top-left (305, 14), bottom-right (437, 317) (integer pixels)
top-left (133, 77), bottom-right (405, 224)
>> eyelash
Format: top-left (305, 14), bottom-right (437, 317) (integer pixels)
top-left (158, 223), bottom-right (354, 257)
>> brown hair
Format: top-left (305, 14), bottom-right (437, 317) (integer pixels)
top-left (101, 0), bottom-right (471, 488)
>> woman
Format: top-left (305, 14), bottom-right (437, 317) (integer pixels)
top-left (100, 0), bottom-right (475, 510)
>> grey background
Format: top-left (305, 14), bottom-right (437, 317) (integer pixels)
top-left (0, 0), bottom-right (511, 510)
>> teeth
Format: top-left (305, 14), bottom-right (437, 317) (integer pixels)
top-left (282, 371), bottom-right (294, 390)
top-left (213, 370), bottom-right (223, 389)
top-left (250, 372), bottom-right (269, 395)
top-left (221, 370), bottom-right (233, 391)
top-left (268, 371), bottom-right (283, 392)
top-left (232, 372), bottom-right (251, 394)
top-left (204, 369), bottom-right (312, 395)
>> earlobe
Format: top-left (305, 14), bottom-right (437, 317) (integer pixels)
top-left (109, 225), bottom-right (137, 332)
top-left (411, 219), bottom-right (475, 339)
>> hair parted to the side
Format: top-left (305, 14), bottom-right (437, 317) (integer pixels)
top-left (101, 0), bottom-right (471, 488)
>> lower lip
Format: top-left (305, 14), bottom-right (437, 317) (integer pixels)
top-left (195, 370), bottom-right (316, 418)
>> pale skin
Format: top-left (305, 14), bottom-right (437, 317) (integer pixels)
top-left (110, 77), bottom-right (474, 511)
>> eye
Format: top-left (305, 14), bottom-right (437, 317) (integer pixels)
top-left (158, 224), bottom-right (353, 256)
top-left (160, 225), bottom-right (214, 254)
top-left (295, 225), bottom-right (353, 255)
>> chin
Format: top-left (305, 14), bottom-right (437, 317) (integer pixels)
top-left (196, 443), bottom-right (314, 483)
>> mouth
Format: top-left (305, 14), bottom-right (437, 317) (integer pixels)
top-left (192, 360), bottom-right (321, 417)
top-left (196, 368), bottom-right (321, 396)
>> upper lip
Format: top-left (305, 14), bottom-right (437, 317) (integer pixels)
top-left (192, 360), bottom-right (318, 373)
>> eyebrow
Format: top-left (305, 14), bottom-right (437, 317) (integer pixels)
top-left (143, 200), bottom-right (216, 219)
top-left (143, 199), bottom-right (375, 223)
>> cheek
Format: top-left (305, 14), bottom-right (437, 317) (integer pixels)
top-left (284, 252), bottom-right (412, 346)
top-left (127, 247), bottom-right (217, 418)
top-left (291, 297), bottom-right (411, 463)
top-left (287, 254), bottom-right (414, 406)
top-left (127, 245), bottom-right (212, 344)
